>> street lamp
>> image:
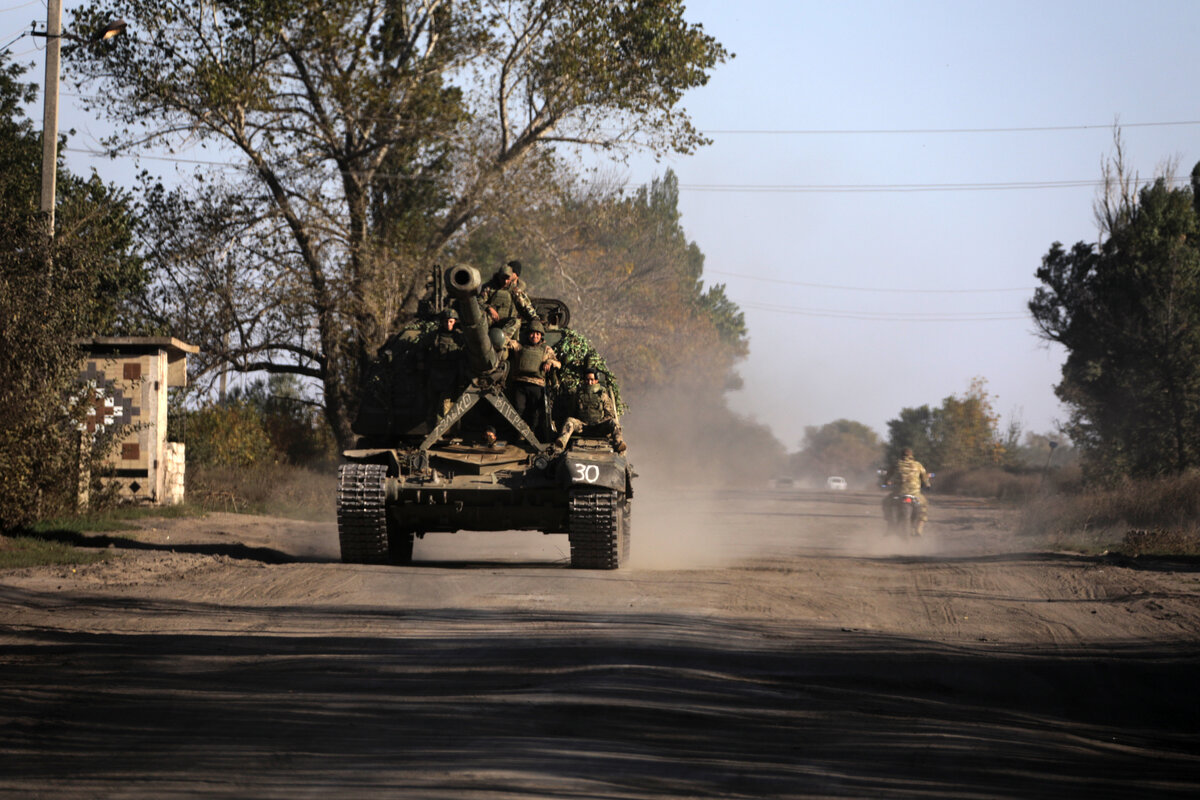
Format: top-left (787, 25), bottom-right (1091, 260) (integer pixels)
top-left (31, 3), bottom-right (126, 237)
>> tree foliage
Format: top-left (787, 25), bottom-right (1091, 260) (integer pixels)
top-left (462, 170), bottom-right (746, 388)
top-left (0, 56), bottom-right (145, 530)
top-left (68, 0), bottom-right (730, 447)
top-left (1030, 164), bottom-right (1200, 480)
top-left (885, 378), bottom-right (1007, 472)
top-left (790, 419), bottom-right (882, 487)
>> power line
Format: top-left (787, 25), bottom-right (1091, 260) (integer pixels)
top-left (676, 176), bottom-right (1192, 194)
top-left (707, 270), bottom-right (1035, 294)
top-left (702, 120), bottom-right (1200, 135)
top-left (741, 302), bottom-right (1028, 323)
top-left (62, 147), bottom-right (1187, 196)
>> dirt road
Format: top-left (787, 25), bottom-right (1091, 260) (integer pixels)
top-left (2, 486), bottom-right (1199, 798)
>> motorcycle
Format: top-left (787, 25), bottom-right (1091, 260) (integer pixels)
top-left (882, 493), bottom-right (922, 537)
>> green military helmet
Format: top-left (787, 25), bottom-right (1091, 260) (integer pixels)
top-left (442, 307), bottom-right (459, 321)
top-left (488, 327), bottom-right (507, 350)
top-left (527, 319), bottom-right (545, 335)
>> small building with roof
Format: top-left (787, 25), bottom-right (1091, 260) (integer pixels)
top-left (77, 336), bottom-right (199, 505)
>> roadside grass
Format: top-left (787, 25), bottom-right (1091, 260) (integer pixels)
top-left (1017, 472), bottom-right (1200, 557)
top-left (1, 504), bottom-right (203, 569)
top-left (188, 462), bottom-right (335, 521)
top-left (0, 534), bottom-right (113, 569)
top-left (1, 463), bottom-right (334, 569)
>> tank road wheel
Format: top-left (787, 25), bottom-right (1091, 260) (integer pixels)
top-left (337, 463), bottom-right (390, 564)
top-left (620, 500), bottom-right (632, 564)
top-left (568, 487), bottom-right (622, 570)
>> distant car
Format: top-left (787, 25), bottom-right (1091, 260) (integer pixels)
top-left (768, 476), bottom-right (798, 490)
top-left (826, 476), bottom-right (847, 491)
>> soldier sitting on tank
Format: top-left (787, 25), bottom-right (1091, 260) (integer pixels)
top-left (424, 307), bottom-right (465, 421)
top-left (552, 369), bottom-right (627, 454)
top-left (504, 319), bottom-right (560, 436)
top-left (482, 262), bottom-right (538, 339)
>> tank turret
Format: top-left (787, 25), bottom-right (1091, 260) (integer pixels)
top-left (444, 264), bottom-right (499, 374)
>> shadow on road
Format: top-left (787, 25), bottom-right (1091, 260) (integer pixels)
top-left (25, 527), bottom-right (308, 564)
top-left (2, 598), bottom-right (1199, 798)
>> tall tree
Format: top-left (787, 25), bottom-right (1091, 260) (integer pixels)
top-left (0, 56), bottom-right (145, 529)
top-left (69, 0), bottom-right (729, 446)
top-left (1030, 167), bottom-right (1200, 479)
top-left (884, 378), bottom-right (1006, 471)
top-left (460, 169), bottom-right (746, 388)
top-left (792, 419), bottom-right (882, 486)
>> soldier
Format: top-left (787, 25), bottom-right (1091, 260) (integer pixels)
top-left (426, 307), bottom-right (465, 420)
top-left (553, 369), bottom-right (627, 454)
top-left (884, 447), bottom-right (931, 535)
top-left (505, 319), bottom-right (560, 436)
top-left (482, 262), bottom-right (538, 338)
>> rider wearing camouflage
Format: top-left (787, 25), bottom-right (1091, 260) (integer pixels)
top-left (554, 369), bottom-right (627, 454)
top-left (885, 447), bottom-right (930, 534)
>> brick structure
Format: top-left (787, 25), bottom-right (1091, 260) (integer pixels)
top-left (77, 337), bottom-right (199, 505)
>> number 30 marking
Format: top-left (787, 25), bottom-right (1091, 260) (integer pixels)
top-left (574, 464), bottom-right (600, 483)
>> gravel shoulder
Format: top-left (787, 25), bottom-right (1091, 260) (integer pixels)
top-left (2, 487), bottom-right (1199, 798)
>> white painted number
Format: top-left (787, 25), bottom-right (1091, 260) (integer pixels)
top-left (574, 464), bottom-right (600, 483)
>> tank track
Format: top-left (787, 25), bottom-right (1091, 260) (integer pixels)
top-left (336, 463), bottom-right (390, 564)
top-left (568, 487), bottom-right (622, 569)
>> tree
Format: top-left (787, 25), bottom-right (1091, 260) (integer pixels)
top-left (460, 169), bottom-right (746, 388)
top-left (1030, 164), bottom-right (1200, 479)
top-left (791, 419), bottom-right (882, 487)
top-left (0, 56), bottom-right (145, 530)
top-left (69, 0), bottom-right (730, 446)
top-left (884, 378), bottom-right (1007, 472)
top-left (884, 405), bottom-right (937, 468)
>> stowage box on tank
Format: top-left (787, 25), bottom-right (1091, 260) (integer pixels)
top-left (336, 264), bottom-right (633, 569)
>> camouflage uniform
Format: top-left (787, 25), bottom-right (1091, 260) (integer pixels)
top-left (506, 330), bottom-right (559, 436)
top-left (426, 320), bottom-right (465, 420)
top-left (885, 453), bottom-right (930, 532)
top-left (555, 381), bottom-right (626, 453)
top-left (481, 268), bottom-right (538, 339)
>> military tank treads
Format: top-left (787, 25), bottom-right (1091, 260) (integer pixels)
top-left (336, 463), bottom-right (390, 564)
top-left (567, 486), bottom-right (624, 569)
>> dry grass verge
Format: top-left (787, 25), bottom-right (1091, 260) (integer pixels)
top-left (1018, 472), bottom-right (1200, 555)
top-left (187, 463), bottom-right (336, 521)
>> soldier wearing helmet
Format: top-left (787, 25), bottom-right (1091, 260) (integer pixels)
top-left (504, 318), bottom-right (560, 436)
top-left (482, 261), bottom-right (539, 338)
top-left (426, 305), bottom-right (465, 420)
top-left (553, 369), bottom-right (626, 454)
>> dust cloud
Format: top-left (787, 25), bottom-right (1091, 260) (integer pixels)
top-left (621, 384), bottom-right (983, 568)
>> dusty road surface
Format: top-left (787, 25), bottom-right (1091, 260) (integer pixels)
top-left (2, 485), bottom-right (1200, 798)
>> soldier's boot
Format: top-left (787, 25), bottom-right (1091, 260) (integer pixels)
top-left (913, 520), bottom-right (925, 537)
top-left (613, 437), bottom-right (627, 454)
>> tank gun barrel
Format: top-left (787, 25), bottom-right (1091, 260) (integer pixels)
top-left (445, 264), bottom-right (499, 374)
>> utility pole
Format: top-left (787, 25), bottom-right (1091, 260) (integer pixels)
top-left (40, 0), bottom-right (63, 237)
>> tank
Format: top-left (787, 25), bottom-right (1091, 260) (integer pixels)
top-left (337, 264), bottom-right (634, 569)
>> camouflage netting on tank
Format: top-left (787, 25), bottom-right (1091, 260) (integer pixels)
top-left (553, 328), bottom-right (628, 414)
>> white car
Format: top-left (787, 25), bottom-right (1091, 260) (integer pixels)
top-left (825, 476), bottom-right (847, 491)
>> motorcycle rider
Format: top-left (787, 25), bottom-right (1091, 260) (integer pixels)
top-left (884, 447), bottom-right (931, 535)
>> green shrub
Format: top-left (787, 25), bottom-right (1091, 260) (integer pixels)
top-left (183, 401), bottom-right (276, 468)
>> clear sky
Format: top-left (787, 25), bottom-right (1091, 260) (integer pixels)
top-left (6, 0), bottom-right (1199, 450)
top-left (621, 0), bottom-right (1200, 448)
